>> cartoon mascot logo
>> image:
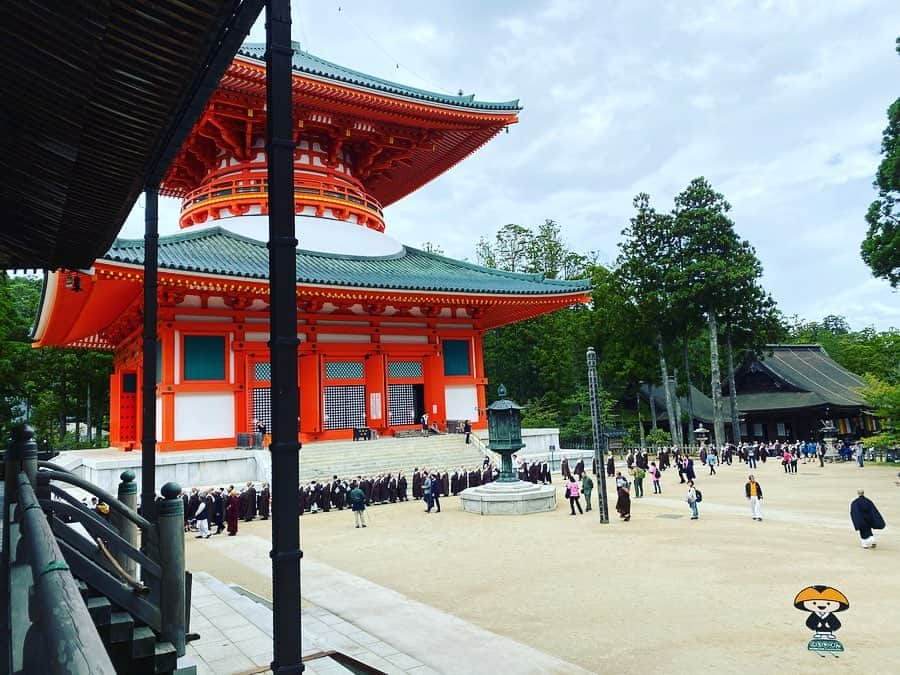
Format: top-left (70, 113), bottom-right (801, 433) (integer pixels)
top-left (794, 585), bottom-right (849, 656)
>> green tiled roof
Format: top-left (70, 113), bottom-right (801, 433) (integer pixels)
top-left (237, 43), bottom-right (521, 112)
top-left (748, 345), bottom-right (866, 408)
top-left (103, 227), bottom-right (590, 296)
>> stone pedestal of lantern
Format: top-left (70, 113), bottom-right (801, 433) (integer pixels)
top-left (460, 385), bottom-right (556, 515)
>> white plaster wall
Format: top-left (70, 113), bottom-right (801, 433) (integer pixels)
top-left (245, 331), bottom-right (269, 342)
top-left (445, 385), bottom-right (478, 421)
top-left (380, 334), bottom-right (428, 344)
top-left (317, 333), bottom-right (370, 343)
top-left (156, 397), bottom-right (162, 439)
top-left (71, 450), bottom-right (263, 495)
top-left (174, 392), bottom-right (235, 441)
top-left (188, 214), bottom-right (403, 257)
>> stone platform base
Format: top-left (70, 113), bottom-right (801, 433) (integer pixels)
top-left (459, 480), bottom-right (557, 515)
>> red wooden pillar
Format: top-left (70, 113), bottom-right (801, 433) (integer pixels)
top-left (473, 332), bottom-right (487, 428)
top-left (109, 371), bottom-right (121, 447)
top-left (233, 324), bottom-right (248, 434)
top-left (298, 351), bottom-right (321, 441)
top-left (159, 323), bottom-right (176, 450)
top-left (425, 337), bottom-right (445, 428)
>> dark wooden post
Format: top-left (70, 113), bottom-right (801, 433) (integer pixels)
top-left (265, 0), bottom-right (303, 672)
top-left (112, 469), bottom-right (139, 576)
top-left (141, 185), bottom-right (159, 522)
top-left (4, 424), bottom-right (37, 502)
top-left (157, 481), bottom-right (186, 656)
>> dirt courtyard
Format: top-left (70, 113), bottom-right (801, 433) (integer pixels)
top-left (187, 458), bottom-right (900, 674)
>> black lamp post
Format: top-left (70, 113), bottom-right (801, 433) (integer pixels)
top-left (486, 384), bottom-right (524, 483)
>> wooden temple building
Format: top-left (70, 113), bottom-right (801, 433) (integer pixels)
top-left (33, 42), bottom-right (590, 451)
top-left (644, 344), bottom-right (875, 444)
top-left (730, 344), bottom-right (876, 442)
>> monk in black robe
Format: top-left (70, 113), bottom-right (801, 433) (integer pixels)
top-left (561, 457), bottom-right (572, 481)
top-left (441, 472), bottom-right (450, 496)
top-left (331, 479), bottom-right (345, 510)
top-left (388, 475), bottom-right (398, 503)
top-left (450, 471), bottom-right (459, 495)
top-left (321, 482), bottom-right (331, 512)
top-left (412, 470), bottom-right (422, 500)
top-left (574, 459), bottom-right (585, 477)
top-left (529, 462), bottom-right (540, 483)
top-left (606, 456), bottom-right (615, 477)
top-left (244, 482), bottom-right (258, 521)
top-left (238, 488), bottom-right (250, 520)
top-left (257, 483), bottom-right (270, 519)
top-left (459, 468), bottom-right (469, 491)
top-left (398, 472), bottom-right (408, 501)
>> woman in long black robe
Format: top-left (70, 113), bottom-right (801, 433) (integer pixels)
top-left (616, 485), bottom-right (631, 521)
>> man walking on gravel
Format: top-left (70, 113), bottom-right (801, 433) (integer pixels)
top-left (745, 475), bottom-right (763, 521)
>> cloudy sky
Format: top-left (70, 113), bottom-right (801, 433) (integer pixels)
top-left (121, 0), bottom-right (900, 330)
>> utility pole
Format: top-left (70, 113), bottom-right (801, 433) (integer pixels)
top-left (636, 382), bottom-right (645, 449)
top-left (587, 347), bottom-right (609, 524)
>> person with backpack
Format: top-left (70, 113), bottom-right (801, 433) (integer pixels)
top-left (686, 480), bottom-right (700, 520)
top-left (633, 466), bottom-right (646, 498)
top-left (566, 476), bottom-right (583, 515)
top-left (580, 472), bottom-right (594, 512)
top-left (349, 482), bottom-right (367, 528)
top-left (650, 462), bottom-right (662, 494)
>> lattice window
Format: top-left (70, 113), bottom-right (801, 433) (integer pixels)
top-left (388, 361), bottom-right (422, 379)
top-left (253, 362), bottom-right (272, 381)
top-left (325, 361), bottom-right (364, 380)
top-left (252, 387), bottom-right (271, 432)
top-left (324, 385), bottom-right (366, 429)
top-left (388, 384), bottom-right (417, 426)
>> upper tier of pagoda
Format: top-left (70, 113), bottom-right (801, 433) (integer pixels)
top-left (161, 43), bottom-right (521, 232)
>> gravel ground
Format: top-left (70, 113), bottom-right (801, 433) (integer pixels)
top-left (186, 458), bottom-right (900, 674)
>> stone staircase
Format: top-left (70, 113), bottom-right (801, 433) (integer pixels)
top-left (78, 580), bottom-right (192, 674)
top-left (299, 433), bottom-right (487, 483)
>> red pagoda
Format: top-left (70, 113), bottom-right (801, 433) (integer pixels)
top-left (33, 43), bottom-right (590, 450)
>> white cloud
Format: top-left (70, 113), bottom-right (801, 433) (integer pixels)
top-left (118, 0), bottom-right (900, 329)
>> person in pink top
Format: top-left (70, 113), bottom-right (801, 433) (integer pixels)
top-left (566, 476), bottom-right (583, 515)
top-left (782, 450), bottom-right (792, 474)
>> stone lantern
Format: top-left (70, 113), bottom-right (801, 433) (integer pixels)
top-left (486, 384), bottom-right (524, 482)
top-left (460, 384), bottom-right (556, 515)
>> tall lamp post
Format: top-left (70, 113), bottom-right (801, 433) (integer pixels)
top-left (587, 347), bottom-right (609, 524)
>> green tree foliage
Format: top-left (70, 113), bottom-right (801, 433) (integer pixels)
top-left (475, 220), bottom-right (591, 278)
top-left (0, 274), bottom-right (113, 446)
top-left (861, 37), bottom-right (900, 287)
top-left (786, 315), bottom-right (900, 384)
top-left (859, 376), bottom-right (900, 448)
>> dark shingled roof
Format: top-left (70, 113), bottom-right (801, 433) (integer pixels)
top-left (103, 226), bottom-right (590, 296)
top-left (741, 345), bottom-right (867, 409)
top-left (237, 43), bottom-right (521, 112)
top-left (0, 0), bottom-right (264, 270)
top-left (643, 384), bottom-right (717, 424)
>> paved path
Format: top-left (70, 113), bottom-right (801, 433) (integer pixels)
top-left (186, 536), bottom-right (588, 675)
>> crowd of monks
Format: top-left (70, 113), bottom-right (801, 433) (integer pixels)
top-left (183, 482), bottom-right (271, 536)
top-left (298, 461), bottom-right (518, 513)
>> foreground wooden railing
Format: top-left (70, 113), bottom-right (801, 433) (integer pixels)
top-left (3, 425), bottom-right (191, 673)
